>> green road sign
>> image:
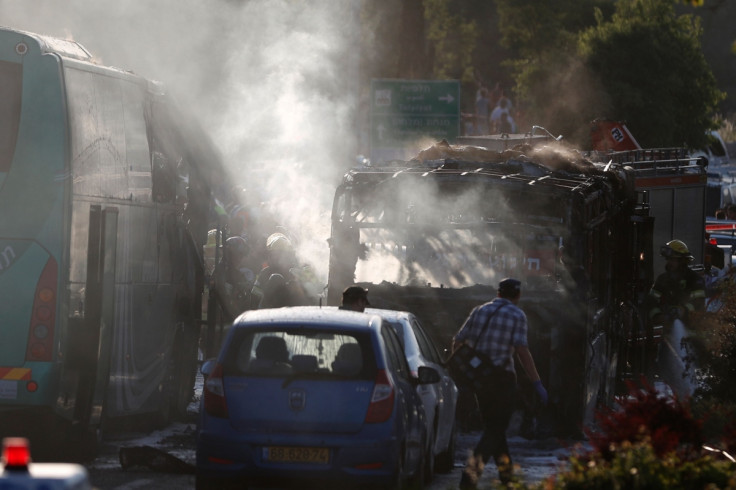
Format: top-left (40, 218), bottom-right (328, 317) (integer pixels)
top-left (370, 79), bottom-right (460, 161)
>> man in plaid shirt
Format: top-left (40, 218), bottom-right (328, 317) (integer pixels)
top-left (453, 278), bottom-right (547, 488)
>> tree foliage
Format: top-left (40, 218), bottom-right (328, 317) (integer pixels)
top-left (423, 0), bottom-right (478, 82)
top-left (357, 0), bottom-right (725, 148)
top-left (495, 0), bottom-right (615, 143)
top-left (577, 0), bottom-right (724, 148)
top-left (492, 0), bottom-right (724, 148)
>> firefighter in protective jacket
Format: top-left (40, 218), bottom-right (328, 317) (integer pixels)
top-left (211, 236), bottom-right (253, 322)
top-left (647, 240), bottom-right (706, 325)
top-left (251, 232), bottom-right (311, 308)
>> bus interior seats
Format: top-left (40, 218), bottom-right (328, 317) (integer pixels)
top-left (291, 354), bottom-right (319, 373)
top-left (249, 336), bottom-right (291, 375)
top-left (331, 343), bottom-right (362, 376)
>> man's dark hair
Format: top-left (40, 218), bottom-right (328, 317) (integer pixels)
top-left (498, 278), bottom-right (521, 299)
top-left (342, 285), bottom-right (370, 305)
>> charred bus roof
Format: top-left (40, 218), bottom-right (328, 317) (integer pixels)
top-left (334, 141), bottom-right (644, 233)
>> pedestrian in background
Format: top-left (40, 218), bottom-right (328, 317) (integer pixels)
top-left (490, 96), bottom-right (513, 133)
top-left (474, 87), bottom-right (491, 135)
top-left (452, 278), bottom-right (547, 488)
top-left (338, 285), bottom-right (370, 312)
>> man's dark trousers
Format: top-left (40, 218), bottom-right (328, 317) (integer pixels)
top-left (474, 370), bottom-right (517, 482)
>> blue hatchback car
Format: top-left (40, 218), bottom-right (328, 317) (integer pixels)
top-left (195, 306), bottom-right (439, 489)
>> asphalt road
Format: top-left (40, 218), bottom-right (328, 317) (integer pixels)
top-left (84, 373), bottom-right (579, 489)
top-left (84, 415), bottom-right (578, 489)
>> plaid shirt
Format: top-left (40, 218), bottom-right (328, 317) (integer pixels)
top-left (453, 298), bottom-right (528, 373)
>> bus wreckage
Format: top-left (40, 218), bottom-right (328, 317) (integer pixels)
top-left (327, 139), bottom-right (708, 435)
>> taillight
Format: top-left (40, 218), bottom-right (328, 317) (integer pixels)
top-left (203, 363), bottom-right (229, 418)
top-left (26, 258), bottom-right (57, 362)
top-left (365, 369), bottom-right (395, 423)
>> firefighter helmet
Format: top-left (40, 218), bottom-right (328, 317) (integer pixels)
top-left (205, 229), bottom-right (218, 252)
top-left (266, 232), bottom-right (292, 252)
top-left (225, 236), bottom-right (249, 260)
top-left (660, 239), bottom-right (693, 261)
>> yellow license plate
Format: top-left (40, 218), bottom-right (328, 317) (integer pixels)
top-left (266, 446), bottom-right (329, 464)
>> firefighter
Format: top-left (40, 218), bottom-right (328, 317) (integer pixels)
top-left (251, 232), bottom-right (310, 309)
top-left (647, 240), bottom-right (706, 325)
top-left (211, 235), bottom-right (253, 322)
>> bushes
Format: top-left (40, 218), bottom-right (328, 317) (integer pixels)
top-left (587, 382), bottom-right (703, 461)
top-left (529, 281), bottom-right (736, 488)
top-left (529, 385), bottom-right (736, 489)
top-left (540, 441), bottom-right (736, 489)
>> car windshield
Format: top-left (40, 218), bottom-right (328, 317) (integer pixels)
top-left (222, 328), bottom-right (376, 380)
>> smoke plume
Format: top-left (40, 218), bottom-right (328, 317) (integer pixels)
top-left (0, 0), bottom-right (362, 286)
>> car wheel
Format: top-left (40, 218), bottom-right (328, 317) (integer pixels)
top-left (435, 422), bottom-right (456, 473)
top-left (390, 443), bottom-right (407, 490)
top-left (405, 438), bottom-right (426, 490)
top-left (406, 455), bottom-right (426, 490)
top-left (423, 433), bottom-right (435, 484)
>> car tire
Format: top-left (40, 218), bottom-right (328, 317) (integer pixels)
top-left (435, 422), bottom-right (456, 473)
top-left (423, 432), bottom-right (435, 484)
top-left (407, 456), bottom-right (426, 490)
top-left (390, 443), bottom-right (407, 490)
top-left (406, 438), bottom-right (426, 490)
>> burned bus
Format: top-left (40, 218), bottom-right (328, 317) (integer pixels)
top-left (326, 140), bottom-right (706, 434)
top-left (0, 27), bottom-right (231, 457)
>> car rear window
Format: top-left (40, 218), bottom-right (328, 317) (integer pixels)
top-left (222, 327), bottom-right (376, 380)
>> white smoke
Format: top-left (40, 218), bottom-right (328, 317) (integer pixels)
top-left (0, 0), bottom-right (362, 284)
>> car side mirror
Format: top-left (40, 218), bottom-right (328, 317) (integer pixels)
top-left (416, 365), bottom-right (441, 385)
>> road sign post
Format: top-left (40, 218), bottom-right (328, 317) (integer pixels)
top-left (370, 79), bottom-right (460, 163)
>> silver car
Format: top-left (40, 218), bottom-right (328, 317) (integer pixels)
top-left (365, 308), bottom-right (459, 477)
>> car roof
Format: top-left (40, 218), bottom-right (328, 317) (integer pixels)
top-left (233, 306), bottom-right (383, 331)
top-left (364, 307), bottom-right (414, 322)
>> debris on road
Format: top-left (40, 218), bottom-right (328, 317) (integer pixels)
top-left (119, 446), bottom-right (195, 474)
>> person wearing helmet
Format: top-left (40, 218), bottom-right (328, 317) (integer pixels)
top-left (647, 240), bottom-right (706, 325)
top-left (211, 235), bottom-right (254, 322)
top-left (250, 232), bottom-right (310, 309)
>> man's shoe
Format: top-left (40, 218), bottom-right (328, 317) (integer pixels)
top-left (459, 451), bottom-right (484, 489)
